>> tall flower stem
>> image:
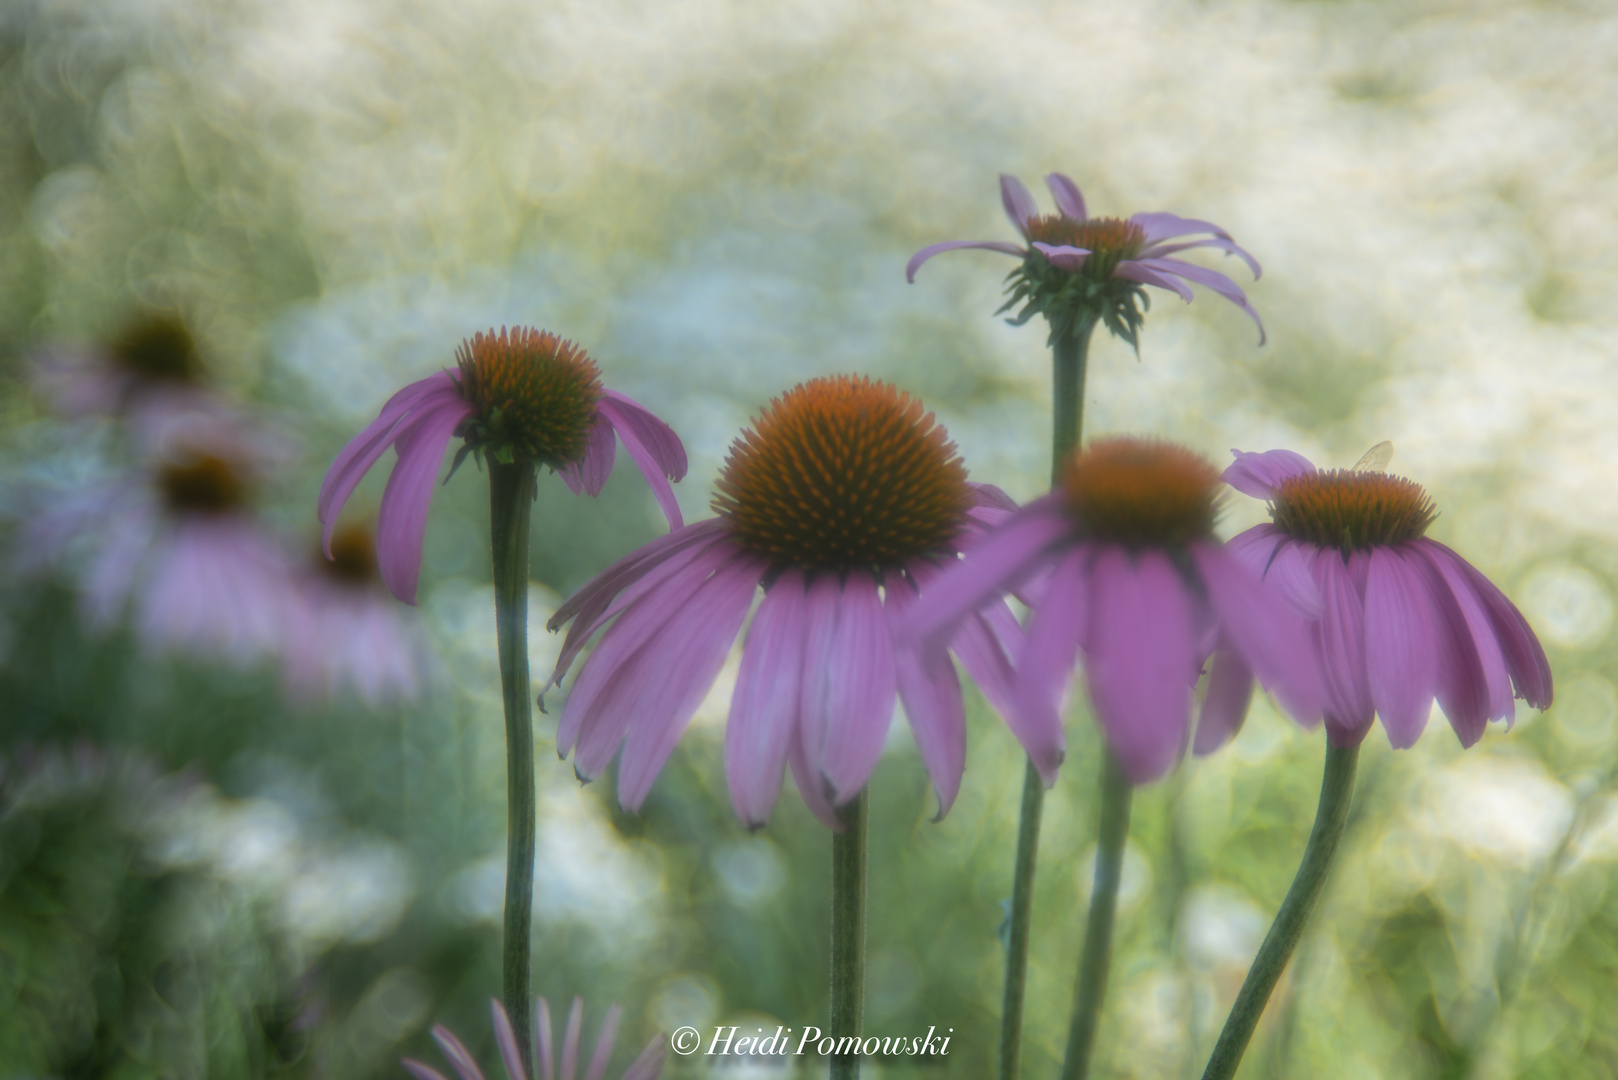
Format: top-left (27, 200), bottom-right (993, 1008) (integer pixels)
top-left (998, 316), bottom-right (1097, 1080)
top-left (830, 790), bottom-right (869, 1080)
top-left (1060, 749), bottom-right (1132, 1080)
top-left (489, 460), bottom-right (538, 1077)
top-left (1201, 742), bottom-right (1360, 1080)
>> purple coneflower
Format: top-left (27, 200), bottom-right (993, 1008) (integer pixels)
top-left (318, 327), bottom-right (687, 605)
top-left (1222, 448), bottom-right (1553, 748)
top-left (546, 375), bottom-right (1023, 827)
top-left (282, 524), bottom-right (432, 707)
top-left (403, 997), bottom-right (664, 1080)
top-left (907, 172), bottom-right (1264, 347)
top-left (904, 438), bottom-right (1322, 784)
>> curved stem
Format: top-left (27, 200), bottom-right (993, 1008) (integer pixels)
top-left (490, 460), bottom-right (538, 1078)
top-left (997, 316), bottom-right (1098, 1080)
top-left (830, 791), bottom-right (869, 1080)
top-left (1201, 741), bottom-right (1360, 1080)
top-left (1060, 750), bottom-right (1133, 1080)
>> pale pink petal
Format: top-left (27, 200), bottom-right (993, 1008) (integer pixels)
top-left (1111, 260), bottom-right (1194, 302)
top-left (619, 1039), bottom-right (667, 1080)
top-left (1084, 548), bottom-right (1194, 783)
top-left (886, 573), bottom-right (966, 818)
top-left (1194, 643), bottom-right (1255, 755)
top-left (375, 396), bottom-right (476, 605)
top-left (1010, 548), bottom-right (1090, 785)
top-left (598, 395), bottom-right (684, 530)
top-left (1433, 541), bottom-right (1553, 710)
top-left (1136, 237), bottom-right (1262, 280)
top-left (1223, 449), bottom-right (1316, 499)
top-left (1411, 540), bottom-right (1513, 739)
top-left (561, 999), bottom-right (583, 1080)
top-left (905, 240), bottom-right (1028, 283)
top-left (727, 571), bottom-right (809, 826)
top-left (1000, 174), bottom-right (1038, 233)
top-left (1364, 547), bottom-right (1439, 748)
top-left (403, 1061), bottom-right (454, 1080)
top-left (793, 575), bottom-right (843, 802)
top-left (1133, 257), bottom-right (1266, 344)
top-left (968, 482), bottom-right (1020, 513)
top-left (788, 722), bottom-right (844, 831)
top-left (431, 1025), bottom-right (489, 1080)
top-left (949, 604), bottom-right (1023, 722)
top-left (1030, 242), bottom-right (1092, 272)
top-left (491, 999), bottom-right (528, 1080)
top-left (814, 574), bottom-right (898, 802)
top-left (1129, 211), bottom-right (1236, 244)
top-left (614, 555), bottom-right (763, 809)
top-left (536, 1000), bottom-right (556, 1080)
top-left (583, 1004), bottom-right (621, 1080)
top-left (1044, 173), bottom-right (1087, 221)
top-left (1313, 549), bottom-right (1374, 745)
top-left (558, 417), bottom-right (616, 496)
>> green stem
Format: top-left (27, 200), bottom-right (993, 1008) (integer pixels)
top-left (490, 460), bottom-right (538, 1078)
top-left (830, 790), bottom-right (869, 1080)
top-left (1200, 742), bottom-right (1359, 1080)
top-left (997, 316), bottom-right (1097, 1080)
top-left (1060, 750), bottom-right (1133, 1080)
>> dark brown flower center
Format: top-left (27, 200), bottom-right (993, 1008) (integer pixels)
top-left (1023, 215), bottom-right (1146, 278)
top-left (157, 454), bottom-right (247, 514)
top-left (323, 525), bottom-right (379, 585)
top-left (455, 327), bottom-right (604, 467)
top-left (712, 376), bottom-right (973, 571)
top-left (1060, 438), bottom-right (1220, 546)
top-left (1269, 470), bottom-right (1437, 550)
top-left (111, 314), bottom-right (201, 383)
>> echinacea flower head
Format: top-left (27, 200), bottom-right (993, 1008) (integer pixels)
top-left (546, 375), bottom-right (1023, 828)
top-left (907, 172), bottom-right (1265, 348)
top-left (1224, 448), bottom-right (1553, 749)
top-left (317, 327), bottom-right (688, 605)
top-left (402, 998), bottom-right (664, 1080)
top-left (283, 525), bottom-right (432, 707)
top-left (904, 438), bottom-right (1322, 785)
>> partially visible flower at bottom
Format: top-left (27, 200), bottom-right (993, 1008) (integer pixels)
top-left (282, 525), bottom-right (433, 707)
top-left (402, 998), bottom-right (664, 1080)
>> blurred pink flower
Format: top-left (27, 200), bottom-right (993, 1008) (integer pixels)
top-left (547, 376), bottom-right (1022, 827)
top-left (282, 525), bottom-right (432, 707)
top-left (402, 998), bottom-right (664, 1080)
top-left (318, 328), bottom-right (687, 605)
top-left (907, 172), bottom-right (1265, 345)
top-left (904, 439), bottom-right (1322, 785)
top-left (1222, 448), bottom-right (1553, 748)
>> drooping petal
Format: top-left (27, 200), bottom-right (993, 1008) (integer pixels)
top-left (1223, 449), bottom-right (1316, 499)
top-left (614, 554), bottom-right (763, 809)
top-left (949, 603), bottom-right (1023, 723)
top-left (1313, 549), bottom-right (1374, 745)
top-left (1194, 643), bottom-right (1255, 755)
top-left (900, 498), bottom-right (1069, 662)
top-left (1085, 548), bottom-right (1195, 783)
top-left (430, 1025), bottom-right (489, 1080)
top-left (788, 719), bottom-right (843, 831)
top-left (1363, 547), bottom-right (1440, 747)
top-left (1437, 541), bottom-right (1553, 710)
top-left (1130, 211), bottom-right (1236, 244)
top-left (1000, 173), bottom-right (1038, 233)
top-left (561, 998), bottom-right (583, 1080)
top-left (1011, 548), bottom-right (1091, 785)
top-left (403, 1061), bottom-right (454, 1080)
top-left (1189, 542), bottom-right (1322, 725)
top-left (968, 481), bottom-right (1020, 513)
top-left (599, 393), bottom-right (685, 530)
top-left (319, 373), bottom-right (467, 555)
top-left (1131, 257), bottom-right (1267, 344)
top-left (905, 240), bottom-right (1028, 283)
top-left (886, 572), bottom-right (966, 818)
top-left (1136, 237), bottom-right (1262, 280)
top-left (1412, 541), bottom-right (1517, 726)
top-left (1406, 544), bottom-right (1494, 746)
top-left (374, 395), bottom-right (477, 604)
top-left (727, 571), bottom-right (809, 826)
top-left (490, 1000), bottom-right (528, 1080)
top-left (1111, 260), bottom-right (1194, 303)
top-left (536, 1000), bottom-right (556, 1080)
top-left (619, 1039), bottom-right (668, 1080)
top-left (558, 416), bottom-right (616, 496)
top-left (583, 1003), bottom-right (621, 1080)
top-left (1044, 173), bottom-right (1087, 222)
top-left (1030, 242), bottom-right (1093, 272)
top-left (1223, 523), bottom-right (1284, 574)
top-left (815, 574), bottom-right (898, 803)
top-left (794, 574), bottom-right (843, 804)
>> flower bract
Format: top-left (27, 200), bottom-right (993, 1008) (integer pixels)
top-left (401, 997), bottom-right (664, 1080)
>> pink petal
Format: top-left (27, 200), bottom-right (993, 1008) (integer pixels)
top-left (1434, 541), bottom-right (1553, 710)
top-left (559, 416), bottom-right (616, 496)
top-left (1406, 545), bottom-right (1495, 746)
top-left (1010, 549), bottom-right (1091, 785)
top-left (949, 603), bottom-right (1023, 721)
top-left (1030, 241), bottom-right (1093, 271)
top-left (1313, 549), bottom-right (1374, 745)
top-left (536, 1000), bottom-right (556, 1080)
top-left (1085, 548), bottom-right (1195, 783)
top-left (1132, 257), bottom-right (1267, 345)
top-left (727, 571), bottom-right (810, 826)
top-left (561, 998), bottom-right (583, 1080)
top-left (905, 240), bottom-right (1028, 282)
top-left (583, 1004), bottom-right (621, 1080)
top-left (1189, 542), bottom-right (1322, 725)
top-left (1111, 260), bottom-right (1194, 302)
top-left (614, 554), bottom-right (763, 809)
top-left (431, 1025), bottom-right (489, 1080)
top-left (1413, 540), bottom-right (1517, 726)
top-left (403, 1061), bottom-right (454, 1080)
top-left (1044, 173), bottom-right (1087, 221)
top-left (1136, 236), bottom-right (1262, 280)
top-left (1194, 643), bottom-right (1255, 755)
top-left (788, 721), bottom-right (844, 831)
top-left (599, 394), bottom-right (685, 530)
top-left (1223, 449), bottom-right (1317, 499)
top-left (619, 1039), bottom-right (668, 1080)
top-left (968, 482), bottom-right (1020, 513)
top-left (886, 573), bottom-right (966, 818)
top-left (1129, 211), bottom-right (1236, 244)
top-left (1000, 173), bottom-right (1038, 233)
top-left (793, 575), bottom-right (843, 806)
top-left (375, 395), bottom-right (476, 605)
top-left (813, 573), bottom-right (898, 803)
top-left (491, 999), bottom-right (529, 1080)
top-left (1364, 547), bottom-right (1439, 748)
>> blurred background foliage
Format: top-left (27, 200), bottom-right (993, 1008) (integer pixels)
top-left (2, 0), bottom-right (1616, 1077)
